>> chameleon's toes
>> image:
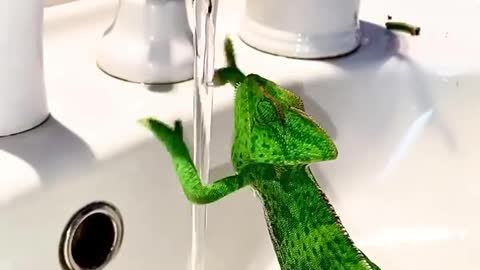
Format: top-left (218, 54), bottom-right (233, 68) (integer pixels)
top-left (138, 117), bottom-right (177, 141)
top-left (138, 117), bottom-right (154, 129)
top-left (213, 68), bottom-right (227, 86)
top-left (174, 120), bottom-right (183, 138)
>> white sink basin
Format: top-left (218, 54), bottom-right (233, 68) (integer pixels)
top-left (0, 0), bottom-right (479, 269)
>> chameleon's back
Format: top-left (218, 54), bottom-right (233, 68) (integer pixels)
top-left (252, 165), bottom-right (380, 270)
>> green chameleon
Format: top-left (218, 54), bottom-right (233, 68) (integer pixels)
top-left (139, 38), bottom-right (381, 270)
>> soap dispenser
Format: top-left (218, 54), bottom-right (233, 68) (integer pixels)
top-left (96, 0), bottom-right (194, 84)
top-left (0, 1), bottom-right (49, 136)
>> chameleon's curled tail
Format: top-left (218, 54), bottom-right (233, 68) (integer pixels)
top-left (213, 37), bottom-right (245, 87)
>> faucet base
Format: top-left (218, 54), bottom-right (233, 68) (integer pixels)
top-left (238, 0), bottom-right (361, 59)
top-left (0, 0), bottom-right (49, 137)
top-left (239, 18), bottom-right (361, 60)
top-left (96, 0), bottom-right (194, 85)
top-left (0, 114), bottom-right (50, 138)
top-left (96, 33), bottom-right (194, 84)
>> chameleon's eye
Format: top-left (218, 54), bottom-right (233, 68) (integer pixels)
top-left (256, 100), bottom-right (277, 124)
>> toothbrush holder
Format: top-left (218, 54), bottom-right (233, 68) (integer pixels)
top-left (239, 0), bottom-right (361, 59)
top-left (97, 0), bottom-right (194, 84)
top-left (0, 1), bottom-right (49, 137)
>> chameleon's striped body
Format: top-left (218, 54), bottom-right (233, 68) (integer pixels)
top-left (252, 165), bottom-right (380, 270)
top-left (141, 38), bottom-right (381, 269)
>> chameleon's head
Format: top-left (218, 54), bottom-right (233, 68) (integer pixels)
top-left (213, 37), bottom-right (337, 171)
top-left (231, 74), bottom-right (338, 171)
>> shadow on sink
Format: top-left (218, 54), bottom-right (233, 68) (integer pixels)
top-left (0, 116), bottom-right (95, 184)
top-left (278, 21), bottom-right (457, 174)
top-left (325, 20), bottom-right (400, 70)
top-left (285, 65), bottom-right (457, 183)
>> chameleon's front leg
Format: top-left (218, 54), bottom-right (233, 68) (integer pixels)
top-left (139, 118), bottom-right (250, 204)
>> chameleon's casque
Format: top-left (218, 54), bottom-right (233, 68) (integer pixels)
top-left (140, 38), bottom-right (381, 270)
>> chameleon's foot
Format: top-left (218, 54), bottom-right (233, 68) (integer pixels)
top-left (138, 118), bottom-right (185, 147)
top-left (224, 36), bottom-right (237, 68)
top-left (213, 67), bottom-right (245, 87)
top-left (173, 120), bottom-right (183, 138)
top-left (212, 37), bottom-right (245, 88)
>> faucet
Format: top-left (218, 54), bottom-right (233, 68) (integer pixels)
top-left (0, 1), bottom-right (49, 136)
top-left (97, 0), bottom-right (194, 84)
top-left (239, 0), bottom-right (361, 59)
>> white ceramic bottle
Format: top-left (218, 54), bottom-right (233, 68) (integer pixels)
top-left (239, 0), bottom-right (361, 59)
top-left (97, 0), bottom-right (194, 84)
top-left (0, 1), bottom-right (49, 136)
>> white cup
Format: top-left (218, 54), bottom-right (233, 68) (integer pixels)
top-left (0, 1), bottom-right (49, 136)
top-left (97, 0), bottom-right (194, 84)
top-left (239, 0), bottom-right (361, 59)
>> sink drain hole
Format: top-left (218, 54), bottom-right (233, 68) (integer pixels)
top-left (59, 202), bottom-right (124, 270)
top-left (71, 213), bottom-right (115, 268)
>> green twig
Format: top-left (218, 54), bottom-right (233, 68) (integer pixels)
top-left (386, 21), bottom-right (421, 36)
